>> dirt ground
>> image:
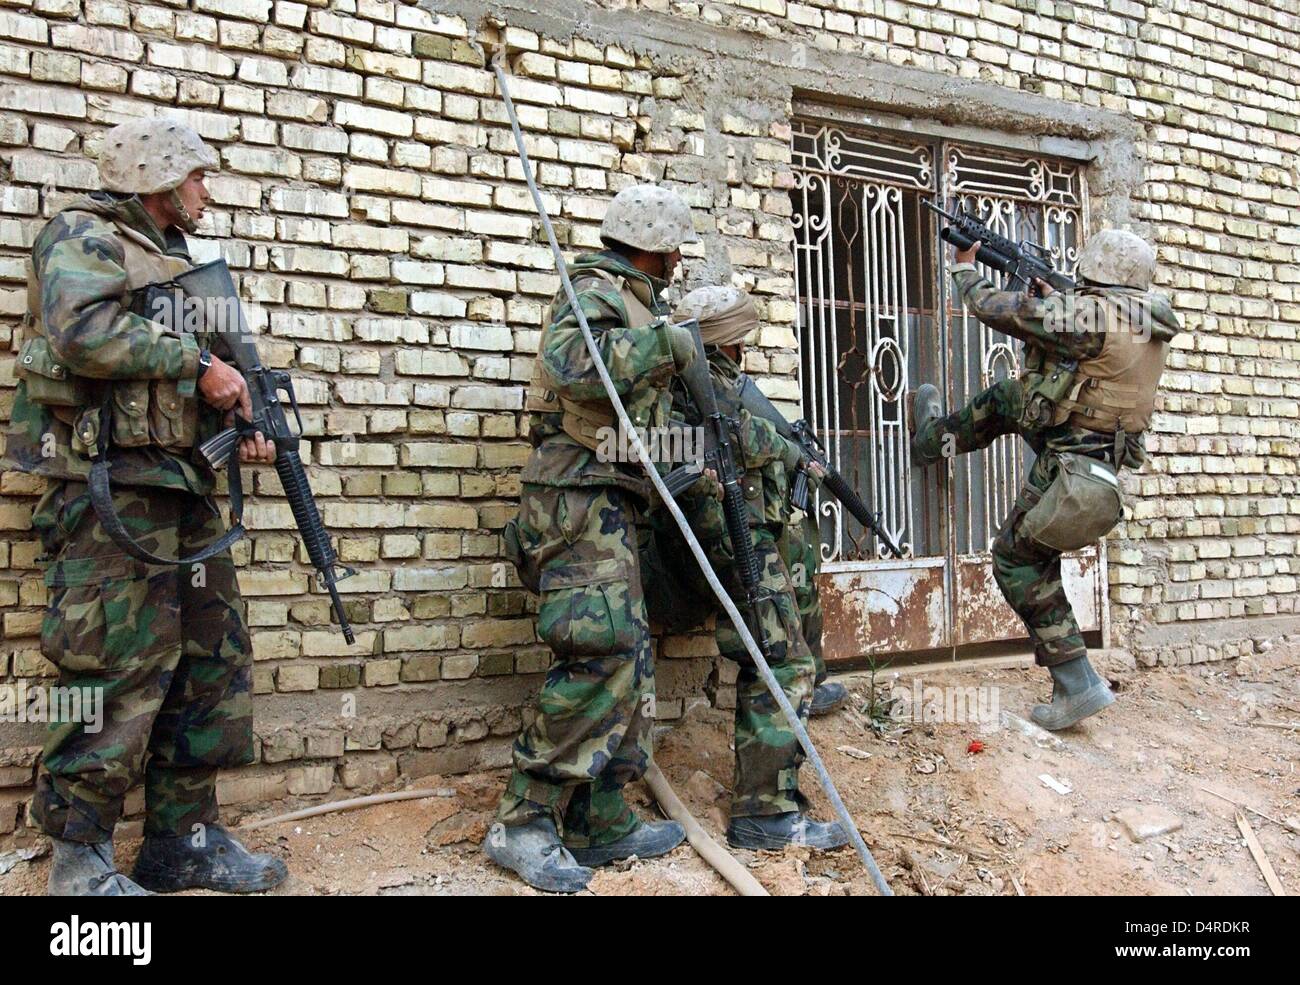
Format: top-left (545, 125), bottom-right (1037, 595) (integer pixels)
top-left (3, 644), bottom-right (1297, 896)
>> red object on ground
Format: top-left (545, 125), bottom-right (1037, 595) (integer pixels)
top-left (967, 740), bottom-right (985, 754)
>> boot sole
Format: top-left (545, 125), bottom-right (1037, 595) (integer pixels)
top-left (726, 826), bottom-right (850, 852)
top-left (810, 692), bottom-right (848, 717)
top-left (568, 830), bottom-right (686, 867)
top-left (131, 860), bottom-right (288, 895)
top-left (1031, 684), bottom-right (1116, 731)
top-left (907, 391), bottom-right (942, 464)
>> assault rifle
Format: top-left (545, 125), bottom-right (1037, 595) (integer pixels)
top-left (176, 260), bottom-right (357, 644)
top-left (734, 376), bottom-right (904, 560)
top-left (923, 199), bottom-right (1075, 294)
top-left (672, 319), bottom-right (776, 663)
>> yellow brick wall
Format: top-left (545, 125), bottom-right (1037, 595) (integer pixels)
top-left (0, 0), bottom-right (1297, 827)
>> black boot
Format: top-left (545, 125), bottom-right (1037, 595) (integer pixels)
top-left (1031, 655), bottom-right (1115, 730)
top-left (567, 819), bottom-right (685, 867)
top-left (132, 824), bottom-right (287, 894)
top-left (48, 838), bottom-right (153, 896)
top-left (907, 383), bottom-right (945, 464)
top-left (810, 680), bottom-right (848, 717)
top-left (483, 817), bottom-right (593, 893)
top-left (727, 812), bottom-right (849, 851)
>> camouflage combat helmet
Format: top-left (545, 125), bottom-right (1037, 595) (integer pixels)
top-left (101, 118), bottom-right (217, 232)
top-left (1076, 229), bottom-right (1156, 290)
top-left (599, 184), bottom-right (700, 253)
top-left (674, 285), bottom-right (757, 346)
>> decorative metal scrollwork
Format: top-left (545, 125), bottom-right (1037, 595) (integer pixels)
top-left (791, 125), bottom-right (1085, 563)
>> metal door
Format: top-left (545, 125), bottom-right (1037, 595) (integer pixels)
top-left (789, 121), bottom-right (1104, 662)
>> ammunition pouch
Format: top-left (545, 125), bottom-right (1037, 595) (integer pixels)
top-left (502, 517), bottom-right (540, 594)
top-left (14, 336), bottom-right (87, 408)
top-left (1019, 452), bottom-right (1123, 553)
top-left (525, 363), bottom-right (616, 453)
top-left (1019, 356), bottom-right (1078, 430)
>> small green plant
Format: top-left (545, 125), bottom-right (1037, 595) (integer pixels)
top-left (859, 656), bottom-right (899, 734)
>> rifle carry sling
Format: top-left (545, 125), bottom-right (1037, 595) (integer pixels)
top-left (85, 401), bottom-right (247, 566)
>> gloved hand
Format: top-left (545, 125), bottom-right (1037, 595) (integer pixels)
top-left (691, 466), bottom-right (723, 501)
top-left (780, 437), bottom-right (803, 471)
top-left (666, 322), bottom-right (697, 371)
top-left (804, 457), bottom-right (827, 489)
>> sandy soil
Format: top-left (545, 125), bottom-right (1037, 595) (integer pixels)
top-left (3, 645), bottom-right (1297, 896)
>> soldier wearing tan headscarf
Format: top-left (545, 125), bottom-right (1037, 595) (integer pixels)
top-left (660, 285), bottom-right (845, 851)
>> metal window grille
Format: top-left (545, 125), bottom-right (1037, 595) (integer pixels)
top-left (790, 121), bottom-right (1086, 569)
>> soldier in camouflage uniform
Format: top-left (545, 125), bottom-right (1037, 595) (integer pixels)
top-left (486, 185), bottom-right (702, 893)
top-left (775, 509), bottom-right (848, 715)
top-left (2, 119), bottom-right (286, 895)
top-left (910, 230), bottom-right (1180, 730)
top-left (668, 285), bottom-right (847, 851)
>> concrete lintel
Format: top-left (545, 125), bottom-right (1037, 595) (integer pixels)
top-left (427, 0), bottom-right (1137, 142)
top-left (425, 0), bottom-right (1144, 224)
top-left (793, 99), bottom-right (1100, 162)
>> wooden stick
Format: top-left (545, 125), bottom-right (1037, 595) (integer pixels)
top-left (888, 830), bottom-right (993, 861)
top-left (1196, 785), bottom-right (1297, 832)
top-left (238, 789), bottom-right (449, 831)
top-left (1236, 813), bottom-right (1286, 896)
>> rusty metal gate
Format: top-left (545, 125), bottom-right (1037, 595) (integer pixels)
top-left (789, 120), bottom-right (1106, 662)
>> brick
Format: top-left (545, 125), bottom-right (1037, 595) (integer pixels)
top-left (276, 664), bottom-right (319, 692)
top-left (147, 42), bottom-right (236, 76)
top-left (334, 100), bottom-right (414, 136)
top-left (50, 24), bottom-right (140, 60)
top-left (383, 624), bottom-right (459, 651)
top-left (0, 84), bottom-right (85, 118)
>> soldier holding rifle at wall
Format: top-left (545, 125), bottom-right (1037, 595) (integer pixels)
top-left (2, 119), bottom-right (288, 895)
top-left (661, 285), bottom-right (849, 850)
top-left (488, 184), bottom-right (705, 893)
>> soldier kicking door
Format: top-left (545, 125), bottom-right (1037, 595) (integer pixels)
top-left (788, 113), bottom-right (1106, 663)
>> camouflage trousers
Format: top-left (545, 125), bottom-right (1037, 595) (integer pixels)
top-left (498, 483), bottom-right (654, 848)
top-left (714, 525), bottom-right (815, 816)
top-left (648, 499), bottom-right (816, 818)
top-left (30, 480), bottom-right (254, 843)
top-left (776, 510), bottom-right (825, 684)
top-left (913, 378), bottom-right (1089, 667)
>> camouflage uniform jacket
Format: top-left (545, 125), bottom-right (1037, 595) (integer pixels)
top-left (2, 192), bottom-right (218, 493)
top-left (950, 263), bottom-right (1181, 468)
top-left (520, 250), bottom-right (680, 500)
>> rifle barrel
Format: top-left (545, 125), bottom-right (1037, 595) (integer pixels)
top-left (921, 198), bottom-right (961, 222)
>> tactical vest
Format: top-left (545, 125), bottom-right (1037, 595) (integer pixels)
top-left (15, 209), bottom-right (199, 458)
top-left (526, 267), bottom-right (659, 451)
top-left (1020, 292), bottom-right (1170, 439)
